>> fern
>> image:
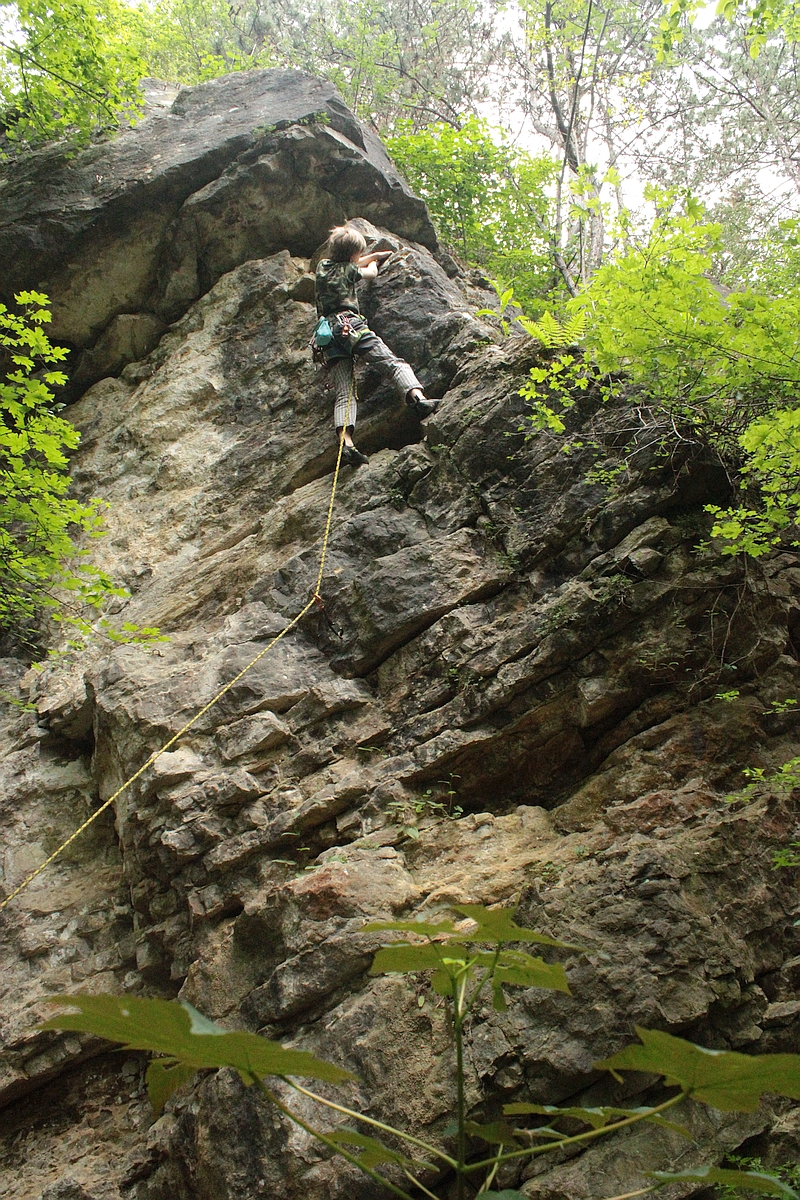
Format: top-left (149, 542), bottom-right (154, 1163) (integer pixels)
top-left (518, 310), bottom-right (586, 347)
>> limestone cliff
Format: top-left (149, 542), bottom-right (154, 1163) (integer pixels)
top-left (1, 69), bottom-right (799, 1200)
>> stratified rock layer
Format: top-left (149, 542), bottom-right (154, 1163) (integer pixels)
top-left (1, 71), bottom-right (799, 1200)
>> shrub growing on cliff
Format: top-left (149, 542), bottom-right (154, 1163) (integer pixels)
top-left (42, 904), bottom-right (800, 1200)
top-left (520, 190), bottom-right (800, 557)
top-left (0, 292), bottom-right (122, 635)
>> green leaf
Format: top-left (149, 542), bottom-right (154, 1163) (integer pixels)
top-left (0, 293), bottom-right (128, 632)
top-left (650, 1166), bottom-right (799, 1197)
top-left (362, 918), bottom-right (457, 937)
top-left (503, 1102), bottom-right (689, 1136)
top-left (481, 1192), bottom-right (530, 1199)
top-left (450, 904), bottom-right (583, 951)
top-left (493, 956), bottom-right (571, 995)
top-left (463, 1119), bottom-right (522, 1146)
top-left (182, 1001), bottom-right (227, 1035)
top-left (327, 1129), bottom-right (415, 1169)
top-left (369, 943), bottom-right (457, 975)
top-left (597, 1027), bottom-right (800, 1111)
top-left (146, 1059), bottom-right (198, 1116)
top-left (431, 966), bottom-right (456, 997)
top-left (40, 995), bottom-right (353, 1085)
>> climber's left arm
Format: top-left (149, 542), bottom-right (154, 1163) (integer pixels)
top-left (355, 250), bottom-right (392, 270)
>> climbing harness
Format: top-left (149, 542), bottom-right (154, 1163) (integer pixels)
top-left (311, 311), bottom-right (367, 367)
top-left (335, 312), bottom-right (369, 350)
top-left (0, 394), bottom-right (355, 914)
top-left (337, 312), bottom-right (355, 342)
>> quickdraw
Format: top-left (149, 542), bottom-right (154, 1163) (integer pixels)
top-left (312, 590), bottom-right (343, 640)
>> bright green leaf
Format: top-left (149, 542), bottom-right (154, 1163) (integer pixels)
top-left (597, 1027), bottom-right (800, 1111)
top-left (450, 904), bottom-right (583, 950)
top-left (146, 1059), bottom-right (198, 1116)
top-left (40, 995), bottom-right (353, 1084)
top-left (651, 1166), bottom-right (798, 1197)
top-left (369, 943), bottom-right (458, 976)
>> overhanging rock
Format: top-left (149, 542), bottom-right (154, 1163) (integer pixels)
top-left (0, 69), bottom-right (435, 379)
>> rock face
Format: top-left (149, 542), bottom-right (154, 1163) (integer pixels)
top-left (1, 69), bottom-right (800, 1200)
top-left (0, 69), bottom-right (434, 390)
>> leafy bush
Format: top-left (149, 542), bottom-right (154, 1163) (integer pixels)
top-left (42, 904), bottom-right (800, 1200)
top-left (0, 292), bottom-right (122, 636)
top-left (519, 190), bottom-right (800, 556)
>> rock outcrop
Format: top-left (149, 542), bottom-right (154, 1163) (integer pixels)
top-left (0, 70), bottom-right (435, 394)
top-left (1, 69), bottom-right (799, 1200)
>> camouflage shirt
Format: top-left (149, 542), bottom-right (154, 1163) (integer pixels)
top-left (315, 259), bottom-right (361, 317)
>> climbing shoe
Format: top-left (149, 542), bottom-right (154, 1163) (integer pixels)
top-left (342, 444), bottom-right (369, 467)
top-left (406, 394), bottom-right (440, 419)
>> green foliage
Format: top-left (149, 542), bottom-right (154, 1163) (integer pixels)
top-left (40, 994), bottom-right (352, 1114)
top-left (713, 1156), bottom-right (800, 1199)
top-left (708, 407), bottom-right (800, 556)
top-left (519, 310), bottom-right (586, 348)
top-left (597, 1025), bottom-right (800, 1111)
top-left (326, 1128), bottom-right (428, 1171)
top-left (0, 0), bottom-right (145, 147)
top-left (773, 842), bottom-right (800, 868)
top-left (728, 755), bottom-right (800, 805)
top-left (521, 351), bottom-right (590, 434)
top-left (40, 904), bottom-right (800, 1200)
top-left (504, 1100), bottom-right (689, 1135)
top-left (386, 118), bottom-right (560, 312)
top-left (366, 904), bottom-right (577, 1011)
top-left (386, 784), bottom-right (463, 840)
top-left (727, 754), bottom-right (800, 869)
top-left (121, 0), bottom-right (280, 84)
top-left (0, 292), bottom-right (123, 632)
top-left (747, 220), bottom-right (800, 298)
top-left (519, 191), bottom-right (800, 555)
top-left (655, 1165), bottom-right (798, 1198)
top-left (659, 0), bottom-right (800, 60)
top-left (123, 0), bottom-right (504, 135)
top-left (476, 284), bottom-right (516, 336)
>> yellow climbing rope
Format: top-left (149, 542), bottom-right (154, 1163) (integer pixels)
top-left (0, 396), bottom-right (354, 913)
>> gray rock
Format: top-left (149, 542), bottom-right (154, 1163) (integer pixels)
top-left (0, 69), bottom-right (435, 388)
top-left (40, 1180), bottom-right (97, 1200)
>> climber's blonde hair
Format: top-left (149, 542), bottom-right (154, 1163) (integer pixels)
top-left (328, 223), bottom-right (367, 262)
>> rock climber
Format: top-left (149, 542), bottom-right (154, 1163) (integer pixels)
top-left (313, 222), bottom-right (438, 467)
